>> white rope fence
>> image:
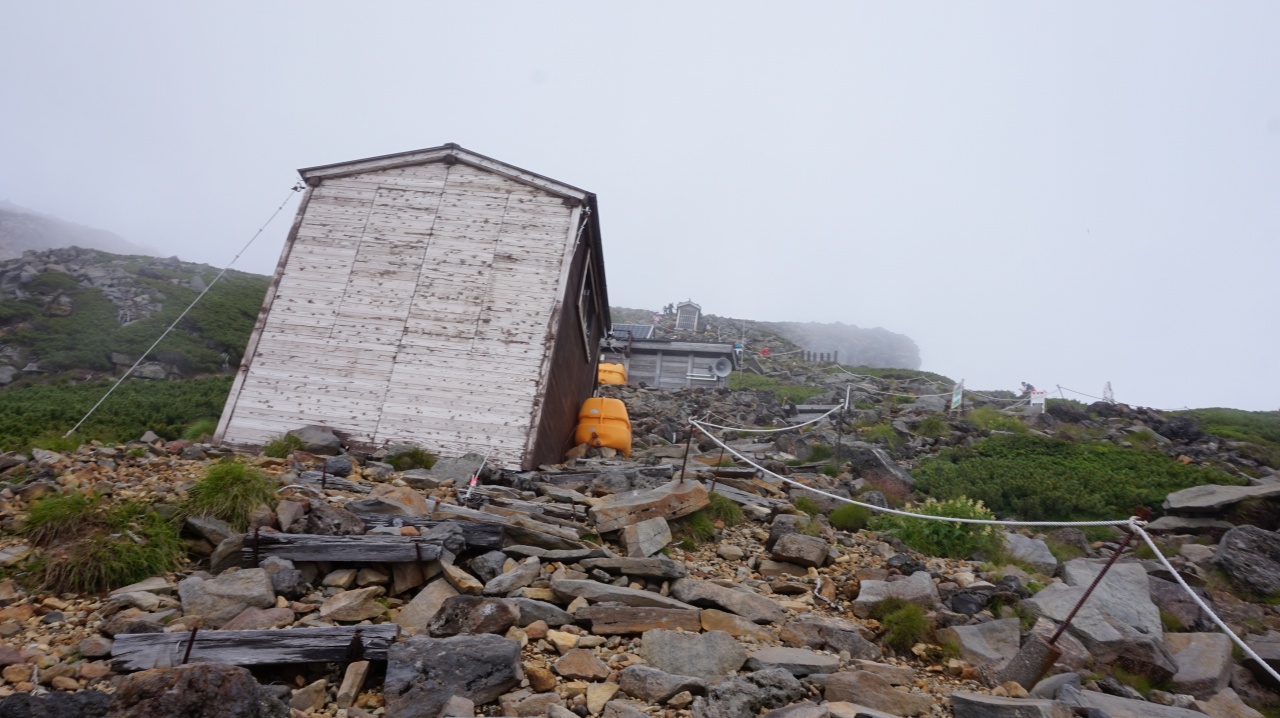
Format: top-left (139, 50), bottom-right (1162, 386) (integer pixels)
top-left (686, 418), bottom-right (1280, 685)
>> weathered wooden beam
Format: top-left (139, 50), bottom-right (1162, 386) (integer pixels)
top-left (112, 625), bottom-right (400, 672)
top-left (241, 533), bottom-right (445, 565)
top-left (296, 470), bottom-right (372, 494)
top-left (352, 517), bottom-right (504, 549)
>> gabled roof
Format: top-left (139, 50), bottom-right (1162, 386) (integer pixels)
top-left (676, 301), bottom-right (701, 311)
top-left (297, 143), bottom-right (591, 201)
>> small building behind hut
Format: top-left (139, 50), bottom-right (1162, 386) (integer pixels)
top-left (605, 338), bottom-right (734, 389)
top-left (674, 300), bottom-right (701, 332)
top-left (215, 144), bottom-right (609, 469)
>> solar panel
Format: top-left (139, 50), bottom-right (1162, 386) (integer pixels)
top-left (611, 323), bottom-right (654, 340)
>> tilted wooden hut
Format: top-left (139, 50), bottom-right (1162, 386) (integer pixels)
top-left (215, 144), bottom-right (610, 469)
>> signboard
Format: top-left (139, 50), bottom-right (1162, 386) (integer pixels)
top-left (950, 381), bottom-right (964, 411)
top-left (1029, 390), bottom-right (1048, 413)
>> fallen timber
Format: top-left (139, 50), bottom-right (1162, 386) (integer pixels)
top-left (241, 533), bottom-right (449, 565)
top-left (350, 517), bottom-right (504, 549)
top-left (296, 470), bottom-right (371, 494)
top-left (111, 625), bottom-right (400, 672)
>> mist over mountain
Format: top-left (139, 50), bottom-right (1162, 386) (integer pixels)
top-left (0, 201), bottom-right (156, 260)
top-left (762, 321), bottom-right (922, 370)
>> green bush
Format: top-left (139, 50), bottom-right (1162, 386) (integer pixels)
top-left (705, 492), bottom-right (743, 526)
top-left (828, 503), bottom-right (872, 532)
top-left (386, 448), bottom-right (436, 472)
top-left (262, 434), bottom-right (304, 458)
top-left (915, 415), bottom-right (950, 438)
top-left (809, 444), bottom-right (834, 462)
top-left (820, 463), bottom-right (839, 478)
top-left (860, 422), bottom-right (903, 449)
top-left (183, 459), bottom-right (277, 531)
top-left (871, 496), bottom-right (1003, 558)
top-left (183, 418), bottom-right (219, 442)
top-left (727, 373), bottom-right (825, 404)
top-left (672, 511), bottom-right (717, 549)
top-left (967, 406), bottom-right (1027, 433)
top-left (870, 597), bottom-right (930, 653)
top-left (792, 495), bottom-right (821, 516)
top-left (913, 433), bottom-right (1244, 521)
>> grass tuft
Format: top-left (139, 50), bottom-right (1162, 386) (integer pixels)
top-left (386, 448), bottom-right (436, 472)
top-left (915, 415), bottom-right (950, 438)
top-left (182, 459), bottom-right (277, 531)
top-left (792, 495), bottom-right (822, 516)
top-left (182, 418), bottom-right (219, 442)
top-left (23, 492), bottom-right (103, 546)
top-left (871, 597), bottom-right (930, 653)
top-left (704, 492), bottom-right (743, 526)
top-left (828, 503), bottom-right (872, 532)
top-left (671, 511), bottom-right (717, 549)
top-left (262, 433), bottom-right (304, 458)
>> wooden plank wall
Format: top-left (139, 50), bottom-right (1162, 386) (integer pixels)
top-left (220, 163), bottom-right (574, 467)
top-left (624, 351), bottom-right (727, 389)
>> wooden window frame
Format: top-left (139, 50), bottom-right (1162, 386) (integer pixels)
top-left (578, 251), bottom-right (599, 362)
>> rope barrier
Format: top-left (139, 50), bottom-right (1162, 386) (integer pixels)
top-left (63, 184), bottom-right (304, 438)
top-left (699, 405), bottom-right (844, 434)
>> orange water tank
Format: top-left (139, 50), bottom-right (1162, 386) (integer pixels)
top-left (574, 397), bottom-right (632, 457)
top-left (598, 362), bottom-right (627, 385)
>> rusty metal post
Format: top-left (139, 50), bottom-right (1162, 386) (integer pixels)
top-left (181, 622), bottom-right (200, 664)
top-left (1049, 529), bottom-right (1136, 645)
top-left (677, 428), bottom-right (694, 483)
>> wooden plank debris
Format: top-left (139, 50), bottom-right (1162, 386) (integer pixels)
top-left (112, 625), bottom-right (400, 672)
top-left (296, 470), bottom-right (372, 494)
top-left (241, 533), bottom-right (446, 565)
top-left (352, 517), bottom-right (504, 549)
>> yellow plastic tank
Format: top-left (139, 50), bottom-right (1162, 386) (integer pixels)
top-left (598, 362), bottom-right (627, 385)
top-left (575, 397), bottom-right (632, 457)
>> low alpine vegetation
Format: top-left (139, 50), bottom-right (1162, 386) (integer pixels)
top-left (871, 496), bottom-right (1003, 559)
top-left (182, 459), bottom-right (278, 531)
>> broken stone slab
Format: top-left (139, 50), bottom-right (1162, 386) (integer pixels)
top-left (550, 577), bottom-right (697, 610)
top-left (852, 571), bottom-right (940, 618)
top-left (1058, 683), bottom-right (1205, 718)
top-left (319, 586), bottom-right (385, 622)
top-left (779, 617), bottom-right (882, 661)
top-left (670, 578), bottom-right (786, 624)
top-left (384, 634), bottom-right (522, 718)
top-left (509, 598), bottom-right (574, 627)
top-left (690, 667), bottom-right (807, 718)
top-left (1165, 632), bottom-right (1233, 699)
top-left (589, 479), bottom-right (709, 533)
top-left (622, 517), bottom-right (671, 558)
top-left (937, 617), bottom-right (1021, 674)
top-left (950, 692), bottom-right (1073, 718)
top-left (823, 671), bottom-right (933, 717)
top-left (702, 609), bottom-right (776, 642)
top-left (504, 545), bottom-right (612, 562)
top-left (1215, 524), bottom-right (1280, 598)
top-left (427, 595), bottom-right (519, 637)
top-left (745, 647), bottom-right (840, 677)
top-left (575, 606), bottom-right (702, 634)
top-left (1022, 559), bottom-right (1176, 681)
top-left (579, 557), bottom-right (688, 580)
top-left (1002, 533), bottom-right (1059, 576)
top-left (177, 568), bottom-right (275, 629)
top-left (1145, 516), bottom-right (1237, 539)
top-left (483, 557), bottom-right (541, 596)
top-left (394, 578), bottom-right (459, 635)
top-left (1164, 482), bottom-right (1280, 514)
top-left (555, 648), bottom-right (611, 681)
top-left (845, 442), bottom-right (915, 494)
top-left (618, 667), bottom-right (706, 707)
top-left (771, 534), bottom-right (831, 569)
top-left (639, 629), bottom-right (747, 681)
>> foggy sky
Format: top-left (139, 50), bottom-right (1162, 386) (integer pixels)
top-left (2, 3), bottom-right (1277, 411)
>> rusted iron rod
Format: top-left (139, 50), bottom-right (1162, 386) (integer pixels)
top-left (1049, 529), bottom-right (1135, 645)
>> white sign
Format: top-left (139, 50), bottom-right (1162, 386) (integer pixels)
top-left (1029, 390), bottom-right (1047, 413)
top-left (950, 381), bottom-right (964, 411)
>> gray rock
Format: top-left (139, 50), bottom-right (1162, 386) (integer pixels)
top-left (691, 668), bottom-right (806, 718)
top-left (622, 517), bottom-right (671, 558)
top-left (286, 425), bottom-right (342, 455)
top-left (671, 578), bottom-right (786, 624)
top-left (771, 534), bottom-right (831, 569)
top-left (580, 557), bottom-right (688, 579)
top-left (468, 551), bottom-right (509, 584)
top-left (208, 534), bottom-right (247, 575)
top-left (1215, 525), bottom-right (1280, 597)
top-left (508, 598), bottom-right (574, 627)
top-left (0, 691), bottom-right (113, 718)
top-left (323, 455), bottom-right (353, 477)
top-left (551, 577), bottom-right (696, 610)
top-left (1147, 576), bottom-right (1211, 632)
top-left (1029, 672), bottom-right (1082, 700)
top-left (779, 617), bottom-right (882, 661)
top-left (823, 671), bottom-right (933, 717)
top-left (767, 514), bottom-right (811, 551)
top-left (427, 596), bottom-right (519, 637)
top-left (1164, 483), bottom-right (1280, 513)
top-left (762, 702), bottom-right (828, 718)
top-left (745, 647), bottom-right (840, 676)
top-left (302, 501), bottom-right (365, 535)
top-left (384, 634), bottom-right (522, 718)
top-left (420, 452), bottom-right (488, 484)
top-left (106, 663), bottom-right (289, 718)
top-left (184, 516), bottom-right (234, 546)
top-left (1193, 687), bottom-right (1268, 718)
top-left (1003, 533), bottom-right (1058, 575)
top-left (1145, 516), bottom-right (1236, 538)
top-left (951, 692), bottom-right (1073, 718)
top-left (937, 617), bottom-right (1021, 673)
top-left (178, 569), bottom-right (275, 629)
top-left (1058, 683), bottom-right (1205, 718)
top-left (1023, 559), bottom-right (1176, 681)
top-left (618, 665), bottom-right (706, 703)
top-left (1165, 632), bottom-right (1233, 699)
top-left (852, 571), bottom-right (940, 618)
top-left (483, 557), bottom-right (541, 596)
top-left (640, 629), bottom-right (747, 681)
top-left (845, 442), bottom-right (915, 494)
top-left (394, 578), bottom-right (458, 635)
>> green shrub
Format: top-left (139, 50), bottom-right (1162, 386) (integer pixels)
top-left (38, 503), bottom-right (184, 594)
top-left (809, 444), bottom-right (834, 462)
top-left (23, 492), bottom-right (103, 546)
top-left (262, 434), bottom-right (304, 458)
top-left (913, 433), bottom-right (1243, 521)
top-left (967, 406), bottom-right (1027, 433)
top-left (820, 464), bottom-right (839, 478)
top-left (183, 418), bottom-right (219, 442)
top-left (870, 597), bottom-right (930, 653)
top-left (792, 496), bottom-right (821, 516)
top-left (183, 459), bottom-right (277, 531)
top-left (705, 492), bottom-right (743, 526)
top-left (828, 503), bottom-right (872, 532)
top-left (386, 448), bottom-right (436, 472)
top-left (860, 422), bottom-right (903, 449)
top-left (915, 415), bottom-right (950, 438)
top-left (727, 373), bottom-right (825, 404)
top-left (672, 511), bottom-right (717, 549)
top-left (871, 496), bottom-right (1003, 559)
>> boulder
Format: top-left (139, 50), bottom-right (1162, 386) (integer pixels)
top-left (1023, 559), bottom-right (1176, 681)
top-left (937, 618), bottom-right (1021, 673)
top-left (554, 649), bottom-right (611, 681)
top-left (767, 514), bottom-right (811, 551)
top-left (639, 629), bottom-right (747, 681)
top-left (779, 617), bottom-right (882, 661)
top-left (177, 569), bottom-right (275, 629)
top-left (427, 596), bottom-right (519, 637)
top-left (551, 577), bottom-right (697, 610)
top-left (286, 425), bottom-right (342, 455)
top-left (303, 501), bottom-right (365, 535)
top-left (771, 534), bottom-right (830, 569)
top-left (508, 598), bottom-right (574, 627)
top-left (1166, 632), bottom-right (1233, 699)
top-left (383, 634), bottom-right (522, 718)
top-left (845, 442), bottom-right (915, 494)
top-left (618, 665), bottom-right (706, 703)
top-left (1058, 682), bottom-right (1206, 718)
top-left (690, 668), bottom-right (806, 718)
top-left (1164, 483), bottom-right (1280, 514)
top-left (951, 692), bottom-right (1073, 718)
top-left (345, 486), bottom-right (431, 517)
top-left (621, 517), bottom-right (671, 557)
top-left (1215, 525), bottom-right (1280, 597)
top-left (580, 557), bottom-right (688, 580)
top-left (1193, 687), bottom-right (1268, 718)
top-left (395, 578), bottom-right (458, 634)
top-left (483, 557), bottom-right (541, 596)
top-left (670, 578), bottom-right (786, 624)
top-left (1148, 575), bottom-right (1212, 632)
top-left (319, 586), bottom-right (385, 622)
top-left (589, 479), bottom-right (709, 533)
top-left (823, 671), bottom-right (933, 717)
top-left (852, 571), bottom-right (940, 618)
top-left (1002, 533), bottom-right (1058, 576)
top-left (105, 663), bottom-right (288, 718)
top-left (745, 647), bottom-right (840, 676)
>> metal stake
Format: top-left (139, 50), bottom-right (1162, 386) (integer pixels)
top-left (182, 622), bottom-right (200, 664)
top-left (677, 428), bottom-right (694, 483)
top-left (1049, 529), bottom-right (1135, 645)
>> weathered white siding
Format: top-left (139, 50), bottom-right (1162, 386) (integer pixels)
top-left (220, 161), bottom-right (575, 466)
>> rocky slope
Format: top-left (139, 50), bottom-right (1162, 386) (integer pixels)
top-left (0, 374), bottom-right (1274, 717)
top-left (0, 202), bottom-right (154, 261)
